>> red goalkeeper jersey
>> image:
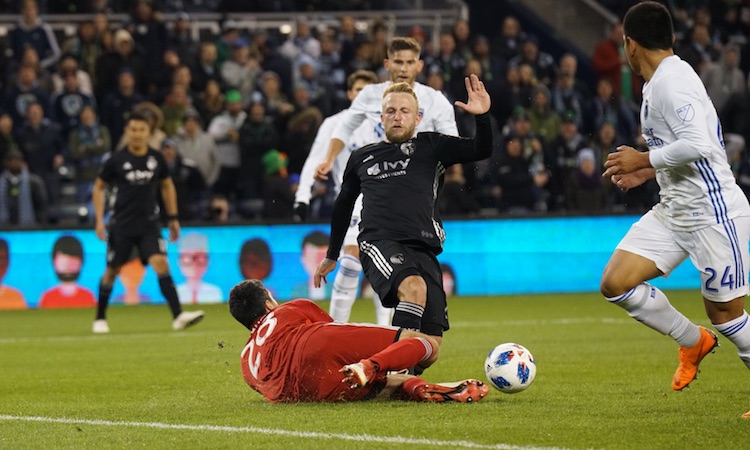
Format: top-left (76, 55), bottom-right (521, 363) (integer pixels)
top-left (240, 299), bottom-right (397, 402)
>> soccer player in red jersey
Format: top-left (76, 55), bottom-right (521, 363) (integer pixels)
top-left (230, 279), bottom-right (488, 403)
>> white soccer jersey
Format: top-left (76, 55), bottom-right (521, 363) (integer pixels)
top-left (295, 109), bottom-right (373, 204)
top-left (331, 81), bottom-right (459, 147)
top-left (643, 55), bottom-right (750, 231)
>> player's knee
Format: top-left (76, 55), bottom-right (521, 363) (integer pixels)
top-left (600, 271), bottom-right (629, 298)
top-left (398, 276), bottom-right (426, 306)
top-left (343, 245), bottom-right (359, 258)
top-left (149, 255), bottom-right (169, 275)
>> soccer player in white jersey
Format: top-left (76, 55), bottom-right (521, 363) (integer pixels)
top-left (600, 2), bottom-right (750, 419)
top-left (293, 69), bottom-right (392, 324)
top-left (313, 37), bottom-right (459, 326)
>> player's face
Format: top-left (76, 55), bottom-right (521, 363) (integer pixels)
top-left (53, 253), bottom-right (82, 282)
top-left (385, 49), bottom-right (423, 85)
top-left (346, 79), bottom-right (371, 102)
top-left (381, 92), bottom-right (421, 143)
top-left (125, 119), bottom-right (150, 151)
top-left (179, 250), bottom-right (209, 279)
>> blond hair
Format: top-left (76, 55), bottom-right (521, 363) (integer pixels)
top-left (383, 82), bottom-right (418, 106)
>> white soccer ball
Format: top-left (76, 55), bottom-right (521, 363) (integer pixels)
top-left (484, 342), bottom-right (536, 393)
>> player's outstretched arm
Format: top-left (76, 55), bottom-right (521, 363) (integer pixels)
top-left (454, 74), bottom-right (491, 116)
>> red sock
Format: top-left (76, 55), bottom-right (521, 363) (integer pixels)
top-left (369, 337), bottom-right (434, 372)
top-left (401, 376), bottom-right (428, 401)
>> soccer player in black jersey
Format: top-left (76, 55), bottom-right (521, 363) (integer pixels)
top-left (91, 113), bottom-right (204, 333)
top-left (314, 74), bottom-right (492, 350)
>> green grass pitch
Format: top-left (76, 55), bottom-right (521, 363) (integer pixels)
top-left (1, 291), bottom-right (749, 449)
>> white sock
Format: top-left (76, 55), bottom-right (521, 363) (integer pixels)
top-left (329, 255), bottom-right (361, 322)
top-left (607, 283), bottom-right (700, 347)
top-left (372, 291), bottom-right (393, 326)
top-left (714, 311), bottom-right (750, 370)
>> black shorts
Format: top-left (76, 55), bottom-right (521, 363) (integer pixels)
top-left (106, 225), bottom-right (166, 268)
top-left (359, 239), bottom-right (448, 335)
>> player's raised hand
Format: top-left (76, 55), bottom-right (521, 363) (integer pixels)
top-left (454, 74), bottom-right (491, 115)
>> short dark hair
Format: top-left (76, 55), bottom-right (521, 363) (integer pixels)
top-left (388, 36), bottom-right (421, 57)
top-left (126, 111), bottom-right (149, 125)
top-left (623, 1), bottom-right (674, 51)
top-left (346, 70), bottom-right (378, 90)
top-left (301, 231), bottom-right (329, 249)
top-left (240, 238), bottom-right (272, 265)
top-left (52, 235), bottom-right (83, 260)
top-left (228, 279), bottom-right (270, 330)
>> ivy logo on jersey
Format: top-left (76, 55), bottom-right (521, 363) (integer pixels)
top-left (366, 163), bottom-right (381, 176)
top-left (676, 103), bottom-right (695, 123)
top-left (400, 141), bottom-right (415, 156)
top-left (366, 159), bottom-right (411, 178)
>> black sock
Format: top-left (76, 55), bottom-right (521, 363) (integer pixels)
top-left (158, 274), bottom-right (182, 318)
top-left (392, 302), bottom-right (424, 331)
top-left (96, 281), bottom-right (113, 320)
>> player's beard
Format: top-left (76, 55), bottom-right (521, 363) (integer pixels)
top-left (385, 124), bottom-right (415, 144)
top-left (56, 272), bottom-right (80, 282)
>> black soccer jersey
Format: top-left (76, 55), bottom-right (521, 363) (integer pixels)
top-left (98, 148), bottom-right (169, 234)
top-left (327, 113), bottom-right (493, 259)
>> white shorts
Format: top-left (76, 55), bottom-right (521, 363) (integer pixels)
top-left (343, 194), bottom-right (364, 248)
top-left (617, 210), bottom-right (750, 302)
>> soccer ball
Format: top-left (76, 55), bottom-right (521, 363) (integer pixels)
top-left (484, 343), bottom-right (536, 393)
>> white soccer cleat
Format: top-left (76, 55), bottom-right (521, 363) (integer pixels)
top-left (92, 319), bottom-right (110, 334)
top-left (172, 310), bottom-right (205, 331)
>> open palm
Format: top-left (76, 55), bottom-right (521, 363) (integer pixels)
top-left (454, 74), bottom-right (491, 115)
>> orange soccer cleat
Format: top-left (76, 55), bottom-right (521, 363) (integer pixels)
top-left (672, 327), bottom-right (719, 391)
top-left (406, 379), bottom-right (489, 403)
top-left (742, 409), bottom-right (750, 419)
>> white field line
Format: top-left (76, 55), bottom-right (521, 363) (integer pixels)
top-left (0, 318), bottom-right (638, 345)
top-left (0, 414), bottom-right (573, 450)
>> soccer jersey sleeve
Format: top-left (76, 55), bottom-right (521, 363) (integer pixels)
top-left (97, 153), bottom-right (117, 184)
top-left (331, 87), bottom-right (377, 144)
top-left (295, 116), bottom-right (337, 204)
top-left (434, 112), bottom-right (494, 166)
top-left (647, 77), bottom-right (714, 169)
top-left (326, 153), bottom-right (363, 261)
top-left (430, 90), bottom-right (459, 137)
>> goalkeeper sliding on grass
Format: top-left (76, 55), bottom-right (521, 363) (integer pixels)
top-left (229, 279), bottom-right (488, 403)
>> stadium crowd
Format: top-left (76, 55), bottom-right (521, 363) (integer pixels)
top-left (1, 0), bottom-right (750, 227)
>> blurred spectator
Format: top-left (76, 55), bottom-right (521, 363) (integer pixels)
top-left (124, 0), bottom-right (168, 95)
top-left (168, 12), bottom-right (199, 65)
top-left (451, 18), bottom-right (473, 63)
top-left (207, 90), bottom-right (246, 199)
top-left (152, 49), bottom-right (184, 101)
top-left (280, 86), bottom-right (323, 177)
top-left (425, 32), bottom-right (466, 102)
top-left (174, 109), bottom-right (221, 189)
top-left (279, 18), bottom-right (321, 61)
top-left (592, 22), bottom-right (641, 106)
top-left (336, 15), bottom-right (364, 68)
top-left (95, 29), bottom-right (145, 103)
top-left (346, 40), bottom-right (379, 78)
top-left (296, 54), bottom-right (335, 117)
top-left (507, 107), bottom-right (546, 176)
top-left (206, 193), bottom-right (231, 222)
top-left (254, 71), bottom-right (295, 132)
top-left (471, 35), bottom-right (507, 121)
top-left (51, 54), bottom-right (93, 95)
top-left (526, 84), bottom-right (561, 144)
top-left (190, 42), bottom-right (220, 93)
top-left (161, 83), bottom-right (192, 137)
top-left (100, 68), bottom-right (145, 145)
top-left (509, 35), bottom-right (556, 87)
top-left (589, 120), bottom-right (618, 170)
top-left (3, 64), bottom-right (50, 131)
top-left (369, 21), bottom-right (389, 71)
top-left (61, 20), bottom-right (105, 81)
top-left (16, 102), bottom-right (65, 205)
top-left (159, 138), bottom-right (205, 221)
top-left (502, 65), bottom-right (531, 112)
top-left (239, 101), bottom-right (280, 199)
top-left (317, 32), bottom-right (346, 103)
top-left (549, 53), bottom-right (590, 130)
top-left (494, 133), bottom-right (547, 214)
top-left (48, 70), bottom-right (97, 138)
top-left (260, 149), bottom-right (294, 220)
top-left (675, 23), bottom-right (719, 74)
top-left (564, 148), bottom-right (606, 213)
top-left (15, 47), bottom-right (53, 94)
top-left (492, 15), bottom-right (525, 61)
top-left (221, 38), bottom-right (262, 106)
top-left (194, 79), bottom-right (224, 125)
top-left (589, 78), bottom-right (638, 146)
top-left (544, 111), bottom-right (587, 211)
top-left (439, 164), bottom-right (480, 216)
top-left (9, 0), bottom-right (61, 71)
top-left (700, 43), bottom-right (746, 116)
top-left (68, 106), bottom-right (110, 204)
top-left (0, 114), bottom-right (17, 164)
top-left (0, 149), bottom-right (47, 226)
top-left (214, 24), bottom-right (241, 68)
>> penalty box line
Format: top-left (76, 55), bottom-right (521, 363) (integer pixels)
top-left (0, 414), bottom-right (570, 450)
